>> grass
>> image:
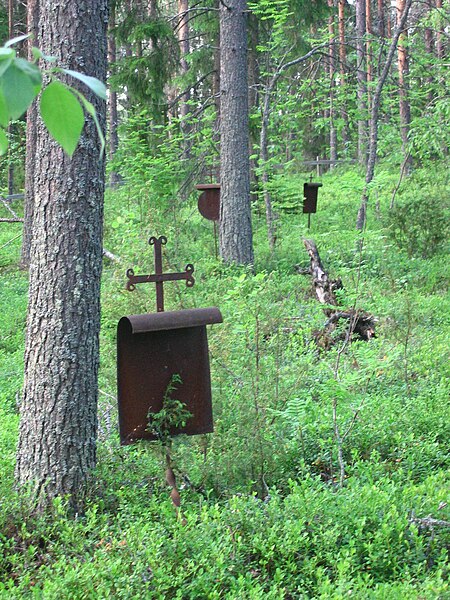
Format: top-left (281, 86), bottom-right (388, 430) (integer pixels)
top-left (0, 164), bottom-right (449, 598)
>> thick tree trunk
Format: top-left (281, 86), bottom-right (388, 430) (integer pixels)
top-left (356, 0), bottom-right (368, 166)
top-left (219, 0), bottom-right (254, 265)
top-left (16, 0), bottom-right (107, 508)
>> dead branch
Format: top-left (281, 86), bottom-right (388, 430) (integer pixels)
top-left (410, 515), bottom-right (450, 529)
top-left (300, 238), bottom-right (376, 348)
top-left (102, 248), bottom-right (121, 263)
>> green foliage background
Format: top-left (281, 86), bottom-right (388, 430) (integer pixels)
top-left (0, 160), bottom-right (449, 598)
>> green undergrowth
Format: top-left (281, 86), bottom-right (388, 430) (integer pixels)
top-left (0, 163), bottom-right (449, 598)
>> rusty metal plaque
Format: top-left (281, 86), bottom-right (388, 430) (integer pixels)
top-left (303, 182), bottom-right (323, 214)
top-left (196, 184), bottom-right (220, 221)
top-left (117, 307), bottom-right (222, 444)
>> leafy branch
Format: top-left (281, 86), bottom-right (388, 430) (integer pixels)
top-left (146, 374), bottom-right (192, 445)
top-left (0, 34), bottom-right (106, 157)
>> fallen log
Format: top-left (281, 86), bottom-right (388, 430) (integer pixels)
top-left (298, 238), bottom-right (376, 347)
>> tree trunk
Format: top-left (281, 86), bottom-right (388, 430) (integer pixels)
top-left (16, 0), bottom-right (107, 508)
top-left (20, 0), bottom-right (39, 269)
top-left (377, 0), bottom-right (385, 38)
top-left (435, 0), bottom-right (443, 59)
top-left (7, 0), bottom-right (15, 196)
top-left (396, 0), bottom-right (412, 171)
top-left (328, 0), bottom-right (337, 164)
top-left (212, 0), bottom-right (221, 122)
top-left (248, 12), bottom-right (260, 191)
top-left (366, 0), bottom-right (372, 106)
top-left (356, 0), bottom-right (367, 166)
top-left (260, 88), bottom-right (276, 250)
top-left (219, 0), bottom-right (254, 265)
top-left (356, 0), bottom-right (413, 230)
top-left (177, 0), bottom-right (191, 160)
top-left (424, 1), bottom-right (434, 102)
top-left (177, 0), bottom-right (190, 120)
top-left (108, 0), bottom-right (121, 186)
top-left (338, 0), bottom-right (349, 148)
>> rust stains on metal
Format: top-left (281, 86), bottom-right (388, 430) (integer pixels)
top-left (117, 307), bottom-right (223, 444)
top-left (126, 235), bottom-right (195, 312)
top-left (303, 182), bottom-right (323, 214)
top-left (195, 183), bottom-right (220, 221)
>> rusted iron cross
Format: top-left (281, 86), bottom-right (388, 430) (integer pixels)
top-left (126, 236), bottom-right (195, 312)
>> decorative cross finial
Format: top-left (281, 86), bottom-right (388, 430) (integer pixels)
top-left (126, 236), bottom-right (195, 312)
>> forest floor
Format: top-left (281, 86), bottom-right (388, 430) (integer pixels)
top-left (0, 164), bottom-right (449, 598)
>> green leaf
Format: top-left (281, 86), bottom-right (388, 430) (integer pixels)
top-left (31, 47), bottom-right (57, 63)
top-left (0, 48), bottom-right (14, 77)
top-left (72, 88), bottom-right (105, 158)
top-left (0, 128), bottom-right (8, 155)
top-left (14, 58), bottom-right (42, 93)
top-left (4, 34), bottom-right (30, 47)
top-left (40, 81), bottom-right (84, 156)
top-left (0, 91), bottom-right (8, 127)
top-left (0, 62), bottom-right (36, 120)
top-left (62, 69), bottom-right (107, 100)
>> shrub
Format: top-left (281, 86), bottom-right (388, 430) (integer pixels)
top-left (387, 188), bottom-right (449, 258)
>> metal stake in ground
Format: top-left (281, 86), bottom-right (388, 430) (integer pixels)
top-left (126, 235), bottom-right (195, 312)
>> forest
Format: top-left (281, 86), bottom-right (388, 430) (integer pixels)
top-left (0, 0), bottom-right (449, 597)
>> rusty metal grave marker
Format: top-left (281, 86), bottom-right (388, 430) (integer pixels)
top-left (195, 184), bottom-right (220, 258)
top-left (303, 178), bottom-right (323, 229)
top-left (118, 235), bottom-right (222, 445)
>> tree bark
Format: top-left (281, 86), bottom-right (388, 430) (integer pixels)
top-left (248, 12), bottom-right (260, 191)
top-left (356, 0), bottom-right (368, 166)
top-left (20, 0), bottom-right (39, 269)
top-left (108, 0), bottom-right (121, 186)
top-left (424, 1), bottom-right (434, 102)
top-left (396, 0), bottom-right (412, 171)
top-left (338, 0), bottom-right (349, 148)
top-left (219, 0), bottom-right (254, 265)
top-left (212, 0), bottom-right (221, 122)
top-left (7, 0), bottom-right (15, 196)
top-left (377, 0), bottom-right (385, 38)
top-left (16, 0), bottom-right (108, 508)
top-left (366, 0), bottom-right (372, 106)
top-left (177, 0), bottom-right (191, 120)
top-left (435, 0), bottom-right (443, 59)
top-left (328, 0), bottom-right (337, 164)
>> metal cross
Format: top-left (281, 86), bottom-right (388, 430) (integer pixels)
top-left (126, 236), bottom-right (195, 312)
